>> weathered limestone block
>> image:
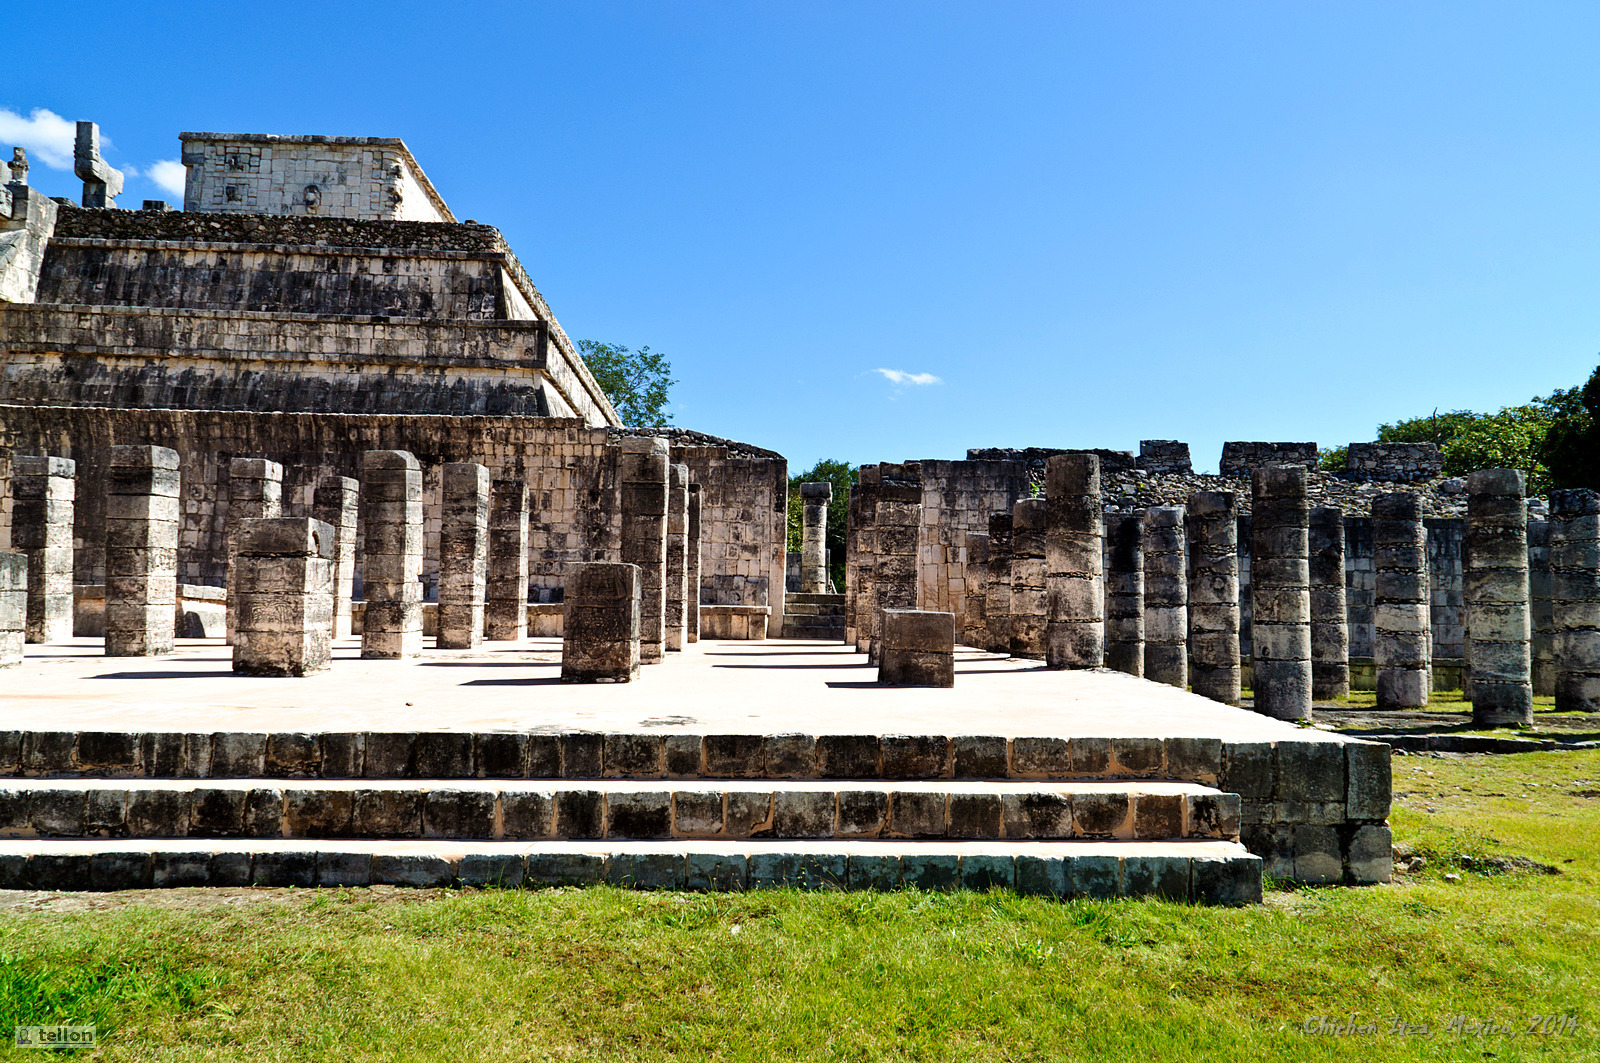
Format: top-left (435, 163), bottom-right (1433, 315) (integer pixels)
top-left (619, 437), bottom-right (670, 664)
top-left (1550, 489), bottom-right (1600, 712)
top-left (984, 512), bottom-right (1014, 655)
top-left (438, 462), bottom-right (490, 650)
top-left (1373, 493), bottom-right (1430, 707)
top-left (562, 562), bottom-right (641, 682)
top-left (1189, 491), bottom-right (1241, 704)
top-left (1309, 506), bottom-right (1350, 700)
top-left (104, 446), bottom-right (179, 657)
top-left (226, 458), bottom-right (283, 644)
top-left (878, 609), bottom-right (956, 687)
top-left (687, 484), bottom-right (702, 644)
top-left (0, 551), bottom-right (24, 667)
top-left (1103, 512), bottom-right (1144, 677)
top-left (963, 532), bottom-right (989, 648)
top-left (485, 479), bottom-right (529, 642)
top-left (360, 450), bottom-right (424, 660)
top-left (1529, 520), bottom-right (1555, 698)
top-left (1143, 505), bottom-right (1187, 687)
top-left (872, 484), bottom-right (923, 664)
top-left (1466, 469), bottom-right (1532, 727)
top-left (1251, 466), bottom-right (1312, 721)
top-left (232, 517), bottom-right (335, 677)
top-left (12, 455), bottom-right (74, 643)
top-left (800, 482), bottom-right (833, 594)
top-left (313, 476), bottom-right (359, 640)
top-left (665, 464), bottom-right (690, 652)
top-left (1043, 454), bottom-right (1104, 670)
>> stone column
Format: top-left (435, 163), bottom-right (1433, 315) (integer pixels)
top-left (1466, 469), bottom-right (1532, 726)
top-left (1251, 466), bottom-right (1312, 720)
top-left (1103, 512), bottom-right (1144, 676)
top-left (1043, 454), bottom-right (1103, 670)
top-left (871, 484), bottom-right (922, 664)
top-left (1, 552), bottom-right (25, 667)
top-left (12, 456), bottom-right (73, 643)
top-left (1010, 497), bottom-right (1047, 659)
top-left (1549, 489), bottom-right (1599, 712)
top-left (1529, 520), bottom-right (1555, 698)
top-left (313, 475), bottom-right (359, 640)
top-left (962, 532), bottom-right (989, 648)
top-left (665, 464), bottom-right (690, 652)
top-left (225, 458), bottom-right (282, 644)
top-left (1188, 490), bottom-right (1241, 705)
top-left (1372, 493), bottom-right (1431, 707)
top-left (561, 561), bottom-right (641, 682)
top-left (687, 483), bottom-right (703, 643)
top-left (984, 512), bottom-right (1013, 654)
top-left (851, 474), bottom-right (881, 654)
top-left (485, 479), bottom-right (530, 642)
top-left (438, 462), bottom-right (489, 650)
top-left (843, 486), bottom-right (861, 646)
top-left (878, 609), bottom-right (955, 687)
top-left (1309, 507), bottom-right (1350, 700)
top-left (799, 482), bottom-right (833, 593)
top-left (104, 445), bottom-right (179, 657)
top-left (232, 517), bottom-right (334, 676)
top-left (619, 437), bottom-right (670, 664)
top-left (360, 450), bottom-right (424, 659)
top-left (1143, 505), bottom-right (1186, 686)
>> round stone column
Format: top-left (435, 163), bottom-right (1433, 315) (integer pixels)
top-left (1103, 511), bottom-right (1144, 677)
top-left (1309, 506), bottom-right (1350, 700)
top-left (1251, 466), bottom-right (1312, 720)
top-left (1142, 505), bottom-right (1187, 687)
top-left (1466, 469), bottom-right (1532, 726)
top-left (1043, 453), bottom-right (1104, 669)
top-left (1372, 493), bottom-right (1430, 707)
top-left (1188, 490), bottom-right (1241, 704)
top-left (1550, 488), bottom-right (1600, 712)
top-left (799, 482), bottom-right (833, 594)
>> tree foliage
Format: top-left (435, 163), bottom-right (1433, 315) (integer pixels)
top-left (575, 339), bottom-right (676, 427)
top-left (786, 459), bottom-right (857, 592)
top-left (1370, 390), bottom-right (1583, 496)
top-left (1543, 368), bottom-right (1600, 491)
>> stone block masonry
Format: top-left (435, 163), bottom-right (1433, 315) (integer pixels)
top-left (360, 450), bottom-right (424, 659)
top-left (11, 456), bottom-right (74, 643)
top-left (1221, 442), bottom-right (1318, 478)
top-left (225, 458), bottom-right (282, 644)
top-left (1549, 489), bottom-right (1600, 712)
top-left (0, 551), bottom-right (24, 667)
top-left (1043, 454), bottom-right (1104, 670)
top-left (1143, 506), bottom-right (1187, 687)
top-left (1529, 520), bottom-right (1554, 698)
top-left (619, 437), bottom-right (670, 664)
top-left (1466, 470), bottom-right (1532, 727)
top-left (799, 482), bottom-right (832, 594)
top-left (1372, 494), bottom-right (1431, 707)
top-left (872, 482), bottom-right (923, 665)
top-left (485, 480), bottom-right (529, 642)
top-left (1251, 467), bottom-right (1312, 721)
top-left (1137, 440), bottom-right (1192, 476)
top-left (232, 517), bottom-right (335, 676)
top-left (1103, 513), bottom-right (1143, 677)
top-left (665, 465), bottom-right (690, 652)
top-left (1010, 498), bottom-right (1048, 660)
top-left (687, 484), bottom-right (702, 643)
top-left (312, 476), bottom-right (358, 639)
top-left (1344, 442), bottom-right (1442, 484)
top-left (962, 533), bottom-right (989, 648)
top-left (104, 446), bottom-right (180, 658)
top-left (438, 463), bottom-right (490, 650)
top-left (1309, 507), bottom-right (1349, 701)
top-left (1188, 491), bottom-right (1241, 705)
top-left (878, 609), bottom-right (956, 687)
top-left (562, 562), bottom-right (642, 682)
top-left (984, 513), bottom-right (1014, 655)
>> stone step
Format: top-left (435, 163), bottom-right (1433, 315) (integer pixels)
top-left (782, 603), bottom-right (845, 617)
top-left (0, 837), bottom-right (1262, 904)
top-left (779, 620), bottom-right (846, 640)
top-left (785, 593), bottom-right (845, 607)
top-left (0, 778), bottom-right (1239, 843)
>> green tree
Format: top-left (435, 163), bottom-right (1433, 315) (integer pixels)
top-left (1542, 370), bottom-right (1599, 490)
top-left (786, 459), bottom-right (857, 592)
top-left (575, 339), bottom-right (676, 426)
top-left (1369, 391), bottom-right (1580, 495)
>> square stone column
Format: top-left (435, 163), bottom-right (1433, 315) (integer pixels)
top-left (984, 512), bottom-right (1014, 654)
top-left (1103, 512), bottom-right (1144, 676)
top-left (665, 464), bottom-right (690, 652)
top-left (878, 609), bottom-right (955, 687)
top-left (1373, 493), bottom-right (1430, 707)
top-left (962, 532), bottom-right (989, 648)
top-left (851, 473), bottom-right (881, 654)
top-left (104, 445), bottom-right (179, 657)
top-left (1466, 469), bottom-right (1532, 726)
top-left (1143, 505), bottom-right (1187, 687)
top-left (485, 479), bottom-right (530, 642)
top-left (562, 561), bottom-right (641, 682)
top-left (1251, 466), bottom-right (1312, 721)
top-left (438, 462), bottom-right (490, 650)
top-left (233, 517), bottom-right (335, 677)
top-left (0, 551), bottom-right (24, 667)
top-left (1529, 520), bottom-right (1555, 698)
top-left (1188, 490), bottom-right (1241, 705)
top-left (360, 450), bottom-right (424, 659)
top-left (1309, 507), bottom-right (1350, 700)
top-left (313, 475), bottom-right (359, 640)
top-left (12, 455), bottom-right (74, 643)
top-left (225, 458), bottom-right (283, 644)
top-left (619, 437), bottom-right (670, 664)
top-left (1549, 489), bottom-right (1599, 712)
top-left (799, 482), bottom-right (833, 594)
top-left (687, 484), bottom-right (703, 643)
top-left (1009, 498), bottom-right (1047, 660)
top-left (871, 483), bottom-right (922, 664)
top-left (1043, 454), bottom-right (1104, 670)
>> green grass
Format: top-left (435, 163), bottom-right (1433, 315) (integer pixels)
top-left (3, 752), bottom-right (1599, 1060)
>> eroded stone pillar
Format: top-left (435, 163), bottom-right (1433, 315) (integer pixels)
top-left (485, 479), bottom-right (530, 642)
top-left (12, 456), bottom-right (73, 643)
top-left (360, 450), bottom-right (423, 659)
top-left (962, 532), bottom-right (989, 648)
top-left (800, 482), bottom-right (832, 594)
top-left (438, 462), bottom-right (489, 650)
top-left (879, 609), bottom-right (955, 687)
top-left (984, 512), bottom-right (1013, 654)
top-left (665, 464), bottom-right (690, 652)
top-left (1549, 489), bottom-right (1600, 712)
top-left (313, 475), bottom-right (359, 640)
top-left (871, 483), bottom-right (922, 664)
top-left (1188, 490), bottom-right (1241, 705)
top-left (619, 437), bottom-right (670, 664)
top-left (1309, 506), bottom-right (1350, 700)
top-left (1043, 454), bottom-right (1103, 670)
top-left (233, 517), bottom-right (334, 676)
top-left (1372, 494), bottom-right (1431, 707)
top-left (1529, 520), bottom-right (1555, 698)
top-left (225, 458), bottom-right (282, 644)
top-left (1, 552), bottom-right (25, 667)
top-left (851, 473), bottom-right (881, 653)
top-left (687, 484), bottom-right (702, 643)
top-left (1466, 469), bottom-right (1532, 726)
top-left (1251, 466), bottom-right (1312, 720)
top-left (1143, 505), bottom-right (1186, 686)
top-left (1104, 512), bottom-right (1143, 677)
top-left (1010, 498), bottom-right (1047, 660)
top-left (104, 445), bottom-right (179, 657)
top-left (562, 561), bottom-right (641, 682)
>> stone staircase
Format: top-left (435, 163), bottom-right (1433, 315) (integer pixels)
top-left (780, 592), bottom-right (846, 640)
top-left (0, 729), bottom-right (1262, 903)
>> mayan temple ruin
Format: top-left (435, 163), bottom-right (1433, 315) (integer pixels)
top-left (1, 120), bottom-right (1577, 904)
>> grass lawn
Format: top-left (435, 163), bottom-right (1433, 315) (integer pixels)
top-left (2, 751), bottom-right (1598, 1061)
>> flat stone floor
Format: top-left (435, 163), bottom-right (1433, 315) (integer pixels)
top-left (4, 637), bottom-right (1340, 743)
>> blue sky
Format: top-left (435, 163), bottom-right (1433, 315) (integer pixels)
top-left (8, 2), bottom-right (1598, 472)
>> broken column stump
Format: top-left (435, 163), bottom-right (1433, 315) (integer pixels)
top-left (104, 445), bottom-right (179, 657)
top-left (562, 561), bottom-right (642, 682)
top-left (879, 608), bottom-right (956, 687)
top-left (233, 517), bottom-right (335, 677)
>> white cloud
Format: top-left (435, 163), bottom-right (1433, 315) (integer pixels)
top-left (874, 368), bottom-right (943, 387)
top-left (147, 159), bottom-right (187, 198)
top-left (0, 107), bottom-right (77, 169)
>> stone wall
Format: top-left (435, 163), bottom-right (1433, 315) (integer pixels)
top-left (1219, 442), bottom-right (1318, 477)
top-left (1344, 442), bottom-right (1443, 483)
top-left (1136, 440), bottom-right (1192, 475)
top-left (913, 459), bottom-right (1030, 620)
